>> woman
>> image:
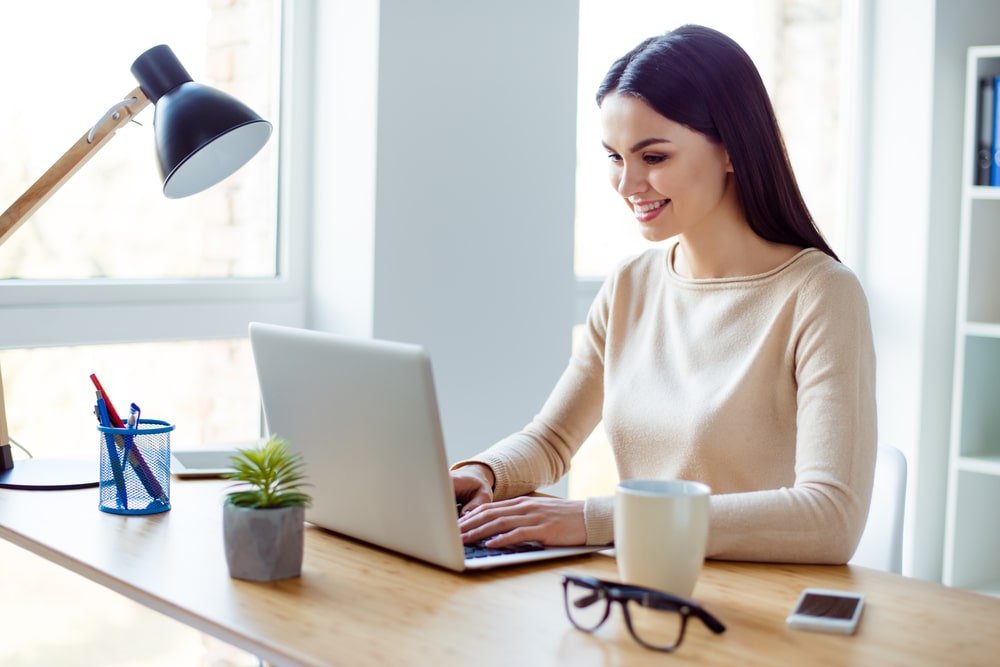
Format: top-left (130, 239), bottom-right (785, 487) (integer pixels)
top-left (452, 25), bottom-right (876, 563)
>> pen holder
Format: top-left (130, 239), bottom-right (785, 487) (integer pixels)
top-left (97, 419), bottom-right (173, 515)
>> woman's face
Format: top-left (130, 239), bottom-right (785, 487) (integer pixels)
top-left (600, 93), bottom-right (734, 243)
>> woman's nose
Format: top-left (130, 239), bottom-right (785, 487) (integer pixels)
top-left (615, 163), bottom-right (647, 198)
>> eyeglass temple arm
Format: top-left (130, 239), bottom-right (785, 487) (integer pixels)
top-left (565, 575), bottom-right (726, 634)
top-left (694, 607), bottom-right (727, 634)
top-left (637, 590), bottom-right (727, 635)
top-left (572, 591), bottom-right (602, 608)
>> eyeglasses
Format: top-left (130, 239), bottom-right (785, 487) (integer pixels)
top-left (561, 574), bottom-right (726, 652)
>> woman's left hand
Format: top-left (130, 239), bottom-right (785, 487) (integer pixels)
top-left (457, 496), bottom-right (587, 548)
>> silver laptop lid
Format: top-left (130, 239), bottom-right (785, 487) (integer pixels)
top-left (248, 322), bottom-right (466, 571)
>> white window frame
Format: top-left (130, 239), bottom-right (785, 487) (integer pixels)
top-left (0, 1), bottom-right (312, 350)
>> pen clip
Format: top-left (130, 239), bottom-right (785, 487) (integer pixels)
top-left (128, 402), bottom-right (141, 431)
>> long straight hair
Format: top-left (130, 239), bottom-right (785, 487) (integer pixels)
top-left (596, 25), bottom-right (838, 261)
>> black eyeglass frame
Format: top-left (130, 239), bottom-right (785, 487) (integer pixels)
top-left (560, 574), bottom-right (726, 652)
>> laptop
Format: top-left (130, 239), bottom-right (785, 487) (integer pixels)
top-left (248, 322), bottom-right (602, 571)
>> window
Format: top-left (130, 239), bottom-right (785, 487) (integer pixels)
top-left (3, 341), bottom-right (260, 460)
top-left (570, 0), bottom-right (858, 499)
top-left (0, 0), bottom-right (302, 450)
top-left (0, 2), bottom-right (304, 663)
top-left (0, 0), bottom-right (280, 280)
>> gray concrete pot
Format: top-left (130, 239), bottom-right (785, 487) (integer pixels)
top-left (223, 501), bottom-right (305, 581)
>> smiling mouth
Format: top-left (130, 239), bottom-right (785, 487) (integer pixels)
top-left (635, 200), bottom-right (667, 213)
top-left (633, 199), bottom-right (669, 221)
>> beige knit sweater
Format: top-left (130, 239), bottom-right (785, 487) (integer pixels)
top-left (462, 242), bottom-right (877, 563)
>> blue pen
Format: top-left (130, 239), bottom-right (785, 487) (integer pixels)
top-left (97, 391), bottom-right (128, 509)
top-left (124, 402), bottom-right (167, 505)
top-left (123, 403), bottom-right (138, 470)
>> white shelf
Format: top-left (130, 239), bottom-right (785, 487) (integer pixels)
top-left (957, 455), bottom-right (1000, 476)
top-left (964, 322), bottom-right (1000, 338)
top-left (945, 46), bottom-right (1000, 593)
top-left (968, 185), bottom-right (1000, 199)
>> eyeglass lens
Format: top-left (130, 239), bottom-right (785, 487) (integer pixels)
top-left (622, 598), bottom-right (686, 650)
top-left (564, 578), bottom-right (610, 631)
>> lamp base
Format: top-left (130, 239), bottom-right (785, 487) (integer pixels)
top-left (0, 449), bottom-right (98, 490)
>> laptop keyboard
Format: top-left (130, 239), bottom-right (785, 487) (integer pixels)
top-left (464, 540), bottom-right (545, 560)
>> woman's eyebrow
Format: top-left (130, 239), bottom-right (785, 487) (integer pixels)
top-left (601, 137), bottom-right (672, 153)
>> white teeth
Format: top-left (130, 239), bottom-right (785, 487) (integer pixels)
top-left (635, 200), bottom-right (667, 213)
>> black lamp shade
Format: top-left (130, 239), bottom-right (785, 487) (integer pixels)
top-left (130, 45), bottom-right (272, 199)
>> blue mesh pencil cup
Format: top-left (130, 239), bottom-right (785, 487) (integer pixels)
top-left (98, 419), bottom-right (173, 515)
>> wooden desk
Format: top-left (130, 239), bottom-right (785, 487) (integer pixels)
top-left (1, 479), bottom-right (998, 667)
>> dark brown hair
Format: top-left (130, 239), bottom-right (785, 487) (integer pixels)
top-left (596, 25), bottom-right (838, 260)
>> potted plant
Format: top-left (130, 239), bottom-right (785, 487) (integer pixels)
top-left (222, 435), bottom-right (312, 581)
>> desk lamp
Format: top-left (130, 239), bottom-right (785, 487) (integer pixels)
top-left (0, 44), bottom-right (272, 490)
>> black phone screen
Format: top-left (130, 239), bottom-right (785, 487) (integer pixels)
top-left (796, 593), bottom-right (862, 620)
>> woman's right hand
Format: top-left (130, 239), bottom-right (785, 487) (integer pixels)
top-left (451, 463), bottom-right (495, 515)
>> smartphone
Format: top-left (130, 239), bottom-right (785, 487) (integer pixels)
top-left (786, 588), bottom-right (865, 635)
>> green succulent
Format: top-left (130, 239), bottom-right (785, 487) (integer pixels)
top-left (224, 435), bottom-right (312, 509)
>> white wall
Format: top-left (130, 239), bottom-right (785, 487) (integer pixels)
top-left (308, 0), bottom-right (380, 339)
top-left (860, 0), bottom-right (1000, 580)
top-left (308, 0), bottom-right (579, 470)
top-left (860, 0), bottom-right (936, 581)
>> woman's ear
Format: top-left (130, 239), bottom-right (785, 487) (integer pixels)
top-left (715, 141), bottom-right (734, 174)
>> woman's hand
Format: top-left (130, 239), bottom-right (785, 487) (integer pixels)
top-left (457, 496), bottom-right (587, 548)
top-left (451, 463), bottom-right (496, 514)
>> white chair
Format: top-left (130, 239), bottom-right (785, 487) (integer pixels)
top-left (850, 445), bottom-right (907, 573)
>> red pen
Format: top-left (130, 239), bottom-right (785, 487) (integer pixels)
top-left (90, 374), bottom-right (166, 502)
top-left (89, 374), bottom-right (125, 427)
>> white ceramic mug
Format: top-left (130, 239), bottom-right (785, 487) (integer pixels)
top-left (614, 479), bottom-right (711, 598)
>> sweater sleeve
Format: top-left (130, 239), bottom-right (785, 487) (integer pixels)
top-left (707, 264), bottom-right (878, 563)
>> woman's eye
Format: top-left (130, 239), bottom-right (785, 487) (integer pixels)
top-left (644, 154), bottom-right (666, 164)
top-left (606, 152), bottom-right (622, 164)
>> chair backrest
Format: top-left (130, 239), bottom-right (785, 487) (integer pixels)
top-left (850, 445), bottom-right (907, 573)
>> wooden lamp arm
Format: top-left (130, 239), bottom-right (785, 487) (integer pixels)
top-left (0, 86), bottom-right (149, 462)
top-left (0, 86), bottom-right (150, 247)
